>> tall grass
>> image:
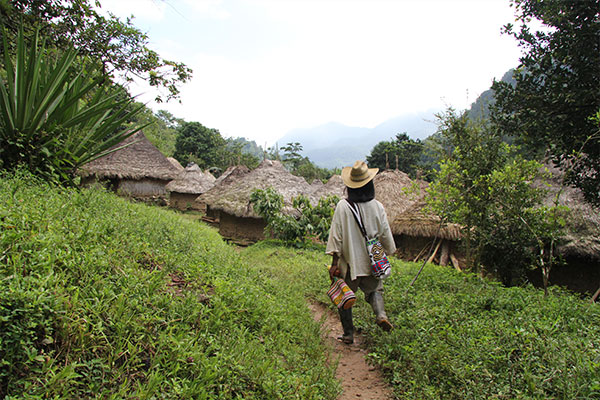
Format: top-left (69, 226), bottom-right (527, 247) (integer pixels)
top-left (0, 171), bottom-right (338, 399)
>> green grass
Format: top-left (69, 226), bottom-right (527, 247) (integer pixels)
top-left (0, 172), bottom-right (338, 399)
top-left (240, 242), bottom-right (600, 399)
top-left (2, 171), bottom-right (599, 399)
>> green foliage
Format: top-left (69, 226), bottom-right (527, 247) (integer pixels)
top-left (278, 141), bottom-right (336, 183)
top-left (360, 262), bottom-right (600, 400)
top-left (0, 171), bottom-right (338, 399)
top-left (0, 0), bottom-right (192, 102)
top-left (126, 106), bottom-right (182, 157)
top-left (366, 132), bottom-right (425, 178)
top-left (250, 187), bottom-right (339, 246)
top-left (293, 194), bottom-right (340, 243)
top-left (223, 137), bottom-right (261, 171)
top-left (0, 26), bottom-right (145, 183)
top-left (426, 109), bottom-right (566, 285)
top-left (242, 243), bottom-right (600, 400)
top-left (2, 170), bottom-right (598, 399)
top-left (491, 0), bottom-right (600, 206)
top-left (173, 121), bottom-right (226, 169)
top-left (249, 186), bottom-right (283, 221)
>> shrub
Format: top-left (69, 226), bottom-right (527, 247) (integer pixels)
top-left (0, 26), bottom-right (145, 184)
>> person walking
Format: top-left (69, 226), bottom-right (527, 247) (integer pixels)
top-left (326, 160), bottom-right (396, 344)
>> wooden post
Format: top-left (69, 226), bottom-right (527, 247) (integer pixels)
top-left (385, 152), bottom-right (389, 170)
top-left (439, 241), bottom-right (450, 266)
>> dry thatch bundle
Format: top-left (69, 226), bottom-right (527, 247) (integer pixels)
top-left (536, 163), bottom-right (600, 260)
top-left (374, 169), bottom-right (428, 224)
top-left (198, 160), bottom-right (312, 218)
top-left (166, 163), bottom-right (216, 194)
top-left (78, 131), bottom-right (180, 181)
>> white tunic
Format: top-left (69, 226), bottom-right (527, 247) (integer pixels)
top-left (326, 199), bottom-right (396, 281)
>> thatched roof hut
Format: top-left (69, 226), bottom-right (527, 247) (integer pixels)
top-left (391, 203), bottom-right (463, 242)
top-left (199, 159), bottom-right (311, 219)
top-left (78, 131), bottom-right (180, 201)
top-left (167, 157), bottom-right (184, 171)
top-left (310, 174), bottom-right (346, 201)
top-left (537, 164), bottom-right (600, 260)
top-left (374, 169), bottom-right (428, 224)
top-left (166, 163), bottom-right (216, 211)
top-left (166, 163), bottom-right (215, 194)
top-left (212, 165), bottom-right (250, 187)
top-left (526, 164), bottom-right (600, 295)
top-left (197, 160), bottom-right (312, 242)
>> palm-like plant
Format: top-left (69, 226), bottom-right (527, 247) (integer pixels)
top-left (0, 26), bottom-right (147, 183)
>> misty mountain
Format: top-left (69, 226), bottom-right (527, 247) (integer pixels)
top-left (467, 69), bottom-right (516, 121)
top-left (273, 68), bottom-right (518, 169)
top-left (275, 111), bottom-right (438, 169)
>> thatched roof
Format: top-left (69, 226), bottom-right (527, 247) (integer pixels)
top-left (391, 202), bottom-right (463, 241)
top-left (536, 164), bottom-right (600, 260)
top-left (197, 159), bottom-right (312, 218)
top-left (374, 169), bottom-right (428, 224)
top-left (167, 157), bottom-right (184, 171)
top-left (310, 174), bottom-right (346, 201)
top-left (166, 163), bottom-right (216, 194)
top-left (78, 131), bottom-right (180, 181)
top-left (214, 165), bottom-right (250, 187)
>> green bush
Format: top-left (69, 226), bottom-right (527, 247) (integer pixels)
top-left (0, 26), bottom-right (145, 184)
top-left (250, 187), bottom-right (338, 246)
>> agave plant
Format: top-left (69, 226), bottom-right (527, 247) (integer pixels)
top-left (0, 26), bottom-right (147, 183)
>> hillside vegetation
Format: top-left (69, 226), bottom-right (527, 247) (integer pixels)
top-left (2, 172), bottom-right (599, 399)
top-left (0, 172), bottom-right (338, 399)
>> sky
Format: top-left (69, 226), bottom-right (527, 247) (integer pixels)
top-left (98, 0), bottom-right (523, 146)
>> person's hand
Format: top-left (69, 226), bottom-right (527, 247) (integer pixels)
top-left (329, 265), bottom-right (341, 281)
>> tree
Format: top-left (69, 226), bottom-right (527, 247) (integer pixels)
top-left (281, 142), bottom-right (303, 171)
top-left (366, 132), bottom-right (424, 178)
top-left (426, 109), bottom-right (566, 286)
top-left (125, 105), bottom-right (181, 157)
top-left (0, 0), bottom-right (192, 102)
top-left (0, 26), bottom-right (145, 183)
top-left (491, 0), bottom-right (600, 206)
top-left (173, 122), bottom-right (226, 169)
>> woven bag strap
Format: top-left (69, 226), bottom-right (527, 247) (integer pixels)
top-left (345, 199), bottom-right (368, 239)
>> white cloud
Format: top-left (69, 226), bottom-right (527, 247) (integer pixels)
top-left (98, 0), bottom-right (167, 21)
top-left (103, 0), bottom-right (523, 146)
top-left (181, 0), bottom-right (231, 20)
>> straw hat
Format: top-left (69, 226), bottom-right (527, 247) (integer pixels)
top-left (341, 161), bottom-right (378, 189)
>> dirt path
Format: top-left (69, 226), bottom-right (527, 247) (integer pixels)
top-left (309, 302), bottom-right (396, 400)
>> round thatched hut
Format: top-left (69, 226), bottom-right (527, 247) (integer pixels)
top-left (197, 160), bottom-right (312, 243)
top-left (78, 131), bottom-right (180, 203)
top-left (373, 169), bottom-right (428, 224)
top-left (310, 174), bottom-right (346, 201)
top-left (166, 163), bottom-right (216, 211)
top-left (198, 165), bottom-right (251, 223)
top-left (527, 164), bottom-right (600, 295)
top-left (391, 202), bottom-right (464, 268)
top-left (167, 157), bottom-right (184, 171)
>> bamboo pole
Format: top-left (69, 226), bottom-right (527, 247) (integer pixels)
top-left (450, 252), bottom-right (461, 271)
top-left (426, 240), bottom-right (442, 264)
